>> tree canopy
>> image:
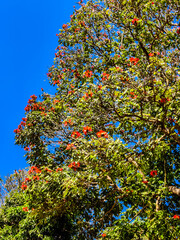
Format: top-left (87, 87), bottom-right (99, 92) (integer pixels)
top-left (1, 0), bottom-right (180, 239)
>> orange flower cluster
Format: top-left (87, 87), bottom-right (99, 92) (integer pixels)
top-left (21, 183), bottom-right (27, 190)
top-left (129, 57), bottom-right (139, 65)
top-left (102, 72), bottom-right (109, 81)
top-left (64, 119), bottom-right (73, 126)
top-left (56, 168), bottom-right (63, 172)
top-left (83, 91), bottom-right (93, 100)
top-left (173, 215), bottom-right (180, 219)
top-left (96, 130), bottom-right (108, 138)
top-left (66, 143), bottom-right (76, 150)
top-left (132, 18), bottom-right (139, 25)
top-left (33, 175), bottom-right (40, 181)
top-left (22, 207), bottom-right (29, 212)
top-left (71, 131), bottom-right (81, 138)
top-left (28, 166), bottom-right (41, 175)
top-left (14, 117), bottom-right (27, 134)
top-left (150, 170), bottom-right (157, 177)
top-left (130, 92), bottom-right (137, 99)
top-left (83, 126), bottom-right (92, 135)
top-left (68, 162), bottom-right (80, 171)
top-left (160, 98), bottom-right (170, 104)
top-left (84, 70), bottom-right (93, 78)
top-left (44, 167), bottom-right (52, 173)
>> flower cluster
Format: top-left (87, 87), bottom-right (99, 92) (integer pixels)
top-left (83, 126), bottom-right (92, 135)
top-left (160, 98), bottom-right (170, 104)
top-left (64, 119), bottom-right (73, 126)
top-left (14, 117), bottom-right (27, 134)
top-left (96, 130), bottom-right (108, 138)
top-left (129, 57), bottom-right (139, 65)
top-left (150, 170), bottom-right (157, 177)
top-left (173, 215), bottom-right (180, 219)
top-left (68, 162), bottom-right (80, 171)
top-left (102, 72), bottom-right (109, 81)
top-left (28, 166), bottom-right (41, 175)
top-left (66, 143), bottom-right (76, 150)
top-left (22, 207), bottom-right (29, 212)
top-left (71, 131), bottom-right (81, 138)
top-left (83, 91), bottom-right (93, 100)
top-left (132, 18), bottom-right (139, 25)
top-left (56, 168), bottom-right (63, 172)
top-left (21, 183), bottom-right (27, 190)
top-left (84, 70), bottom-right (93, 78)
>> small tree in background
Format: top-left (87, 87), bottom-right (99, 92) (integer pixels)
top-left (1, 0), bottom-right (180, 239)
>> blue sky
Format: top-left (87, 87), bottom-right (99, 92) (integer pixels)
top-left (0, 0), bottom-right (76, 179)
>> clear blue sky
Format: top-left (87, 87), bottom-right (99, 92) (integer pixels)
top-left (0, 0), bottom-right (76, 179)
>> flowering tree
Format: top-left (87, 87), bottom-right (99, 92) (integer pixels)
top-left (1, 0), bottom-right (180, 239)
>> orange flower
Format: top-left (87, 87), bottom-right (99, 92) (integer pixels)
top-left (22, 207), bottom-right (29, 212)
top-left (21, 184), bottom-right (27, 190)
top-left (132, 18), bottom-right (139, 25)
top-left (83, 126), bottom-right (92, 135)
top-left (68, 162), bottom-right (80, 171)
top-left (56, 168), bottom-right (63, 172)
top-left (66, 143), bottom-right (76, 150)
top-left (71, 131), bottom-right (81, 138)
top-left (64, 119), bottom-right (73, 126)
top-left (84, 70), bottom-right (93, 78)
top-left (96, 130), bottom-right (108, 138)
top-left (44, 167), bottom-right (52, 172)
top-left (173, 215), bottom-right (180, 219)
top-left (102, 233), bottom-right (106, 237)
top-left (129, 57), bottom-right (139, 65)
top-left (102, 72), bottom-right (109, 81)
top-left (25, 178), bottom-right (31, 183)
top-left (28, 166), bottom-right (41, 174)
top-left (33, 175), bottom-right (40, 181)
top-left (150, 170), bottom-right (157, 177)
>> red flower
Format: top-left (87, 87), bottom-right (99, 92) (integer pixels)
top-left (132, 18), bottom-right (139, 25)
top-left (22, 117), bottom-right (27, 122)
top-left (173, 215), bottom-right (180, 219)
top-left (44, 167), bottom-right (52, 172)
top-left (22, 207), bottom-right (29, 212)
top-left (102, 233), bottom-right (106, 237)
top-left (68, 162), bottom-right (80, 171)
top-left (28, 166), bottom-right (41, 174)
top-left (142, 180), bottom-right (148, 184)
top-left (62, 24), bottom-right (68, 29)
top-left (129, 57), bottom-right (139, 65)
top-left (83, 126), bottom-right (92, 135)
top-left (21, 184), bottom-right (27, 190)
top-left (66, 143), bottom-right (76, 150)
top-left (177, 28), bottom-right (180, 34)
top-left (71, 131), bottom-right (81, 138)
top-left (56, 168), bottom-right (63, 172)
top-left (25, 178), bottom-right (31, 183)
top-left (24, 147), bottom-right (30, 151)
top-left (33, 175), bottom-right (40, 181)
top-left (102, 72), bottom-right (109, 81)
top-left (150, 170), bottom-right (157, 177)
top-left (14, 129), bottom-right (20, 134)
top-left (84, 70), bottom-right (93, 78)
top-left (160, 98), bottom-right (170, 104)
top-left (64, 119), bottom-right (73, 126)
top-left (96, 130), bottom-right (108, 138)
top-left (149, 53), bottom-right (154, 56)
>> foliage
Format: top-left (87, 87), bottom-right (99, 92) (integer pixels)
top-left (1, 0), bottom-right (180, 239)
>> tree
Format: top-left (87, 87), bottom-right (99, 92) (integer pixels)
top-left (1, 0), bottom-right (180, 239)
